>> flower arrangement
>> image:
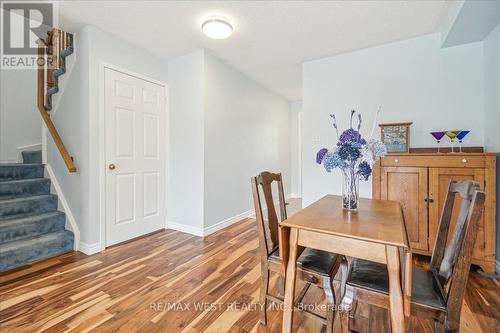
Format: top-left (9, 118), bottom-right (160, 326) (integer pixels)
top-left (316, 110), bottom-right (386, 210)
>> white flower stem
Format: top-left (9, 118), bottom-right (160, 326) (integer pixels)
top-left (370, 106), bottom-right (381, 139)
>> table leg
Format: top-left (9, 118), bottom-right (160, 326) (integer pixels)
top-left (386, 245), bottom-right (405, 333)
top-left (282, 228), bottom-right (299, 333)
top-left (403, 250), bottom-right (412, 318)
top-left (279, 225), bottom-right (290, 274)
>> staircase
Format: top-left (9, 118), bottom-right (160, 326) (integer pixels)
top-left (0, 151), bottom-right (74, 271)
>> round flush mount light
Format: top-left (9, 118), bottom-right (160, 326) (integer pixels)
top-left (202, 17), bottom-right (233, 39)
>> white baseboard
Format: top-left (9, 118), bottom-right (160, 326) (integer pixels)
top-left (168, 209), bottom-right (254, 237)
top-left (167, 221), bottom-right (204, 237)
top-left (289, 193), bottom-right (301, 198)
top-left (79, 242), bottom-right (102, 255)
top-left (204, 209), bottom-right (254, 236)
top-left (496, 260), bottom-right (500, 274)
top-left (45, 164), bottom-right (80, 250)
top-left (167, 196), bottom-right (296, 238)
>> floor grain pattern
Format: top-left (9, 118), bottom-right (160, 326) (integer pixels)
top-left (0, 217), bottom-right (498, 333)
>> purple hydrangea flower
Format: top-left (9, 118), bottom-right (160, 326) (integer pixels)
top-left (338, 128), bottom-right (366, 146)
top-left (316, 148), bottom-right (328, 164)
top-left (357, 161), bottom-right (372, 180)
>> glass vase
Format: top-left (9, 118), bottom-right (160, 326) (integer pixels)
top-left (342, 169), bottom-right (359, 211)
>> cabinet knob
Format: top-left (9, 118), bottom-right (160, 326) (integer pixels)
top-left (394, 159), bottom-right (399, 163)
top-left (462, 158), bottom-right (467, 163)
top-left (108, 163), bottom-right (116, 170)
top-left (424, 197), bottom-right (434, 203)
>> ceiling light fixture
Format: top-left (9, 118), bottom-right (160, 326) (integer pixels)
top-left (202, 17), bottom-right (233, 39)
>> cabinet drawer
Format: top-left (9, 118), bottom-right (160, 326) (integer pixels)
top-left (381, 155), bottom-right (485, 168)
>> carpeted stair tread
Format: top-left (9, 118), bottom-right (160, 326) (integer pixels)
top-left (0, 211), bottom-right (65, 243)
top-left (21, 150), bottom-right (42, 164)
top-left (0, 178), bottom-right (50, 198)
top-left (0, 164), bottom-right (44, 180)
top-left (0, 230), bottom-right (74, 271)
top-left (0, 194), bottom-right (58, 218)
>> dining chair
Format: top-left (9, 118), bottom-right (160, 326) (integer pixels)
top-left (339, 180), bottom-right (485, 333)
top-left (251, 171), bottom-right (347, 333)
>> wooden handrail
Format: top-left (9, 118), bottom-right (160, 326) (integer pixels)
top-left (37, 32), bottom-right (76, 173)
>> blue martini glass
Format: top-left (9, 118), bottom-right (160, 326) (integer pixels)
top-left (456, 130), bottom-right (470, 153)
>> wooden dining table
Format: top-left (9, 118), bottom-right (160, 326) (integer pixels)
top-left (279, 195), bottom-right (411, 333)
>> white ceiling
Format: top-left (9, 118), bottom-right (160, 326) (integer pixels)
top-left (59, 1), bottom-right (448, 101)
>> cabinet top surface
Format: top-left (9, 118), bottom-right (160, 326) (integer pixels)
top-left (383, 153), bottom-right (499, 157)
top-left (281, 195), bottom-right (409, 248)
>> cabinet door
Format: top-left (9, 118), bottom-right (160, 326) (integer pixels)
top-left (428, 168), bottom-right (485, 261)
top-left (380, 167), bottom-right (428, 251)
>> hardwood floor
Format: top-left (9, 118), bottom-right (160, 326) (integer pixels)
top-left (1, 216), bottom-right (499, 332)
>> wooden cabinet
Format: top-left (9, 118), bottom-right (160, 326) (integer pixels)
top-left (380, 167), bottom-right (428, 251)
top-left (373, 153), bottom-right (497, 273)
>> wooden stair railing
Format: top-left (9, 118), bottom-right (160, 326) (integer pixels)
top-left (36, 29), bottom-right (76, 173)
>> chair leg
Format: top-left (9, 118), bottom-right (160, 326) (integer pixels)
top-left (279, 275), bottom-right (285, 298)
top-left (339, 285), bottom-right (355, 333)
top-left (339, 257), bottom-right (348, 300)
top-left (434, 321), bottom-right (445, 333)
top-left (259, 267), bottom-right (269, 325)
top-left (322, 277), bottom-right (336, 333)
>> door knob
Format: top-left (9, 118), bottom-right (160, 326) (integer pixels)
top-left (108, 163), bottom-right (116, 170)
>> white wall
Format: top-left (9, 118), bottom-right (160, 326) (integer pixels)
top-left (0, 10), bottom-right (52, 162)
top-left (483, 22), bottom-right (500, 269)
top-left (0, 70), bottom-right (41, 162)
top-left (289, 101), bottom-right (302, 198)
top-left (203, 52), bottom-right (291, 229)
top-left (167, 50), bottom-right (205, 232)
top-left (484, 23), bottom-right (500, 152)
top-left (49, 25), bottom-right (168, 247)
top-left (302, 33), bottom-right (484, 207)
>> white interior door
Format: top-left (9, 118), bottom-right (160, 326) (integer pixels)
top-left (105, 67), bottom-right (166, 246)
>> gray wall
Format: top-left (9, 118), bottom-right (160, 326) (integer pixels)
top-left (204, 52), bottom-right (291, 229)
top-left (0, 69), bottom-right (41, 162)
top-left (167, 50), bottom-right (205, 232)
top-left (49, 25), bottom-right (168, 246)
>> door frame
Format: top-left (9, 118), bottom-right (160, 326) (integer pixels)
top-left (98, 62), bottom-right (169, 251)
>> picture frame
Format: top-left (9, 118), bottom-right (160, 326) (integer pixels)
top-left (379, 122), bottom-right (413, 153)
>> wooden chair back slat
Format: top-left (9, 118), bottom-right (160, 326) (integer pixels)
top-left (445, 190), bottom-right (485, 325)
top-left (251, 172), bottom-right (286, 256)
top-left (429, 180), bottom-right (484, 304)
top-left (430, 181), bottom-right (456, 270)
top-left (438, 182), bottom-right (479, 280)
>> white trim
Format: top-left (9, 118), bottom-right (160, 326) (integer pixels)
top-left (98, 61), bottom-right (169, 251)
top-left (79, 242), bottom-right (102, 255)
top-left (167, 208), bottom-right (254, 237)
top-left (290, 193), bottom-right (301, 199)
top-left (203, 209), bottom-right (254, 236)
top-left (496, 260), bottom-right (500, 274)
top-left (42, 125), bottom-right (47, 164)
top-left (45, 164), bottom-right (80, 250)
top-left (298, 111), bottom-right (303, 198)
top-left (16, 143), bottom-right (42, 162)
top-left (167, 222), bottom-right (204, 237)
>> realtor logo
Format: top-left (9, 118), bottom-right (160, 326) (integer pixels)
top-left (1, 1), bottom-right (57, 68)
